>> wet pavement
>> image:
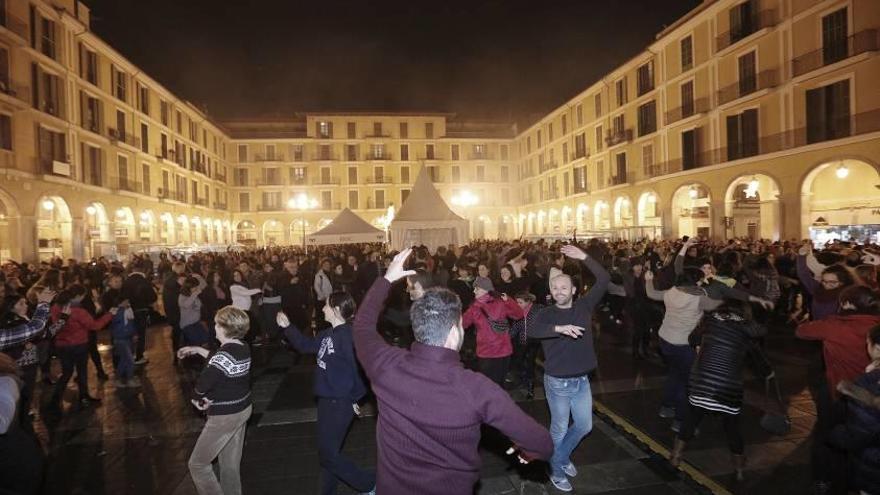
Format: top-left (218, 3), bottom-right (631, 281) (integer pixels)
top-left (28, 315), bottom-right (818, 494)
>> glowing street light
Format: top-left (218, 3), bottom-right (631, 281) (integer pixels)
top-left (688, 186), bottom-right (699, 199)
top-left (86, 205), bottom-right (97, 216)
top-left (836, 164), bottom-right (849, 179)
top-left (451, 190), bottom-right (479, 207)
top-left (42, 199), bottom-right (55, 211)
top-left (287, 193), bottom-right (319, 249)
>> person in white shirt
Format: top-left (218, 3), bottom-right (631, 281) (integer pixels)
top-left (313, 259), bottom-right (334, 330)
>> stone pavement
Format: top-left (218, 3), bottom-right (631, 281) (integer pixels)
top-left (29, 317), bottom-right (818, 494)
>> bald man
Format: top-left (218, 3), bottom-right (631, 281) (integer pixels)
top-left (527, 243), bottom-right (610, 492)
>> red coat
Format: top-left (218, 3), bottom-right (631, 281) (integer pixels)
top-left (462, 295), bottom-right (524, 358)
top-left (796, 314), bottom-right (880, 398)
top-left (51, 305), bottom-right (113, 348)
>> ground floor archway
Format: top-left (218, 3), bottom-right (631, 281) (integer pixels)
top-left (36, 196), bottom-right (73, 261)
top-left (801, 158), bottom-right (880, 243)
top-left (724, 174), bottom-right (781, 240)
top-left (671, 183), bottom-right (711, 239)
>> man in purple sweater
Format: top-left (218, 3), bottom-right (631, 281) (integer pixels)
top-left (353, 248), bottom-right (553, 495)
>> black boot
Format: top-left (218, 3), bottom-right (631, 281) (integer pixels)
top-left (525, 379), bottom-right (535, 400)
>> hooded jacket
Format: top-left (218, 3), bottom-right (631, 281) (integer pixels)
top-left (462, 294), bottom-right (524, 358)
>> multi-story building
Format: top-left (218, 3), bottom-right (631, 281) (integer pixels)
top-left (0, 0), bottom-right (878, 262)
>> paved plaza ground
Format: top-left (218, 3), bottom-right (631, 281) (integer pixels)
top-left (31, 317), bottom-right (819, 494)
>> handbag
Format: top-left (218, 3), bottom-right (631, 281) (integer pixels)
top-left (759, 367), bottom-right (792, 436)
top-left (478, 305), bottom-right (511, 335)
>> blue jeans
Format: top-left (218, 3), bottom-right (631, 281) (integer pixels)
top-left (660, 338), bottom-right (696, 422)
top-left (114, 339), bottom-right (134, 381)
top-left (544, 374), bottom-right (593, 478)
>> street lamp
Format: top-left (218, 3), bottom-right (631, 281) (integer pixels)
top-left (287, 193), bottom-right (318, 249)
top-left (451, 190), bottom-right (479, 207)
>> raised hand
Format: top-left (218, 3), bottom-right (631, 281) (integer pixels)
top-left (37, 289), bottom-right (56, 304)
top-left (644, 270), bottom-right (654, 282)
top-left (276, 311), bottom-right (291, 328)
top-left (555, 324), bottom-right (584, 339)
top-left (560, 244), bottom-right (587, 260)
top-left (383, 248), bottom-right (417, 283)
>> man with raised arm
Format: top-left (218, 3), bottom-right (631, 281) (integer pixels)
top-left (527, 243), bottom-right (610, 492)
top-left (353, 248), bottom-right (552, 495)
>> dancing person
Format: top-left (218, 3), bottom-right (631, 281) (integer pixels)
top-left (508, 291), bottom-right (544, 398)
top-left (178, 306), bottom-right (253, 495)
top-left (462, 277), bottom-right (523, 385)
top-left (527, 243), bottom-right (610, 492)
top-left (121, 261), bottom-right (157, 365)
top-left (277, 293), bottom-right (375, 495)
top-left (352, 248), bottom-right (553, 495)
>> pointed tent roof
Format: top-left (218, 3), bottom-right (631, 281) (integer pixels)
top-left (307, 208), bottom-right (386, 245)
top-left (393, 166), bottom-right (465, 222)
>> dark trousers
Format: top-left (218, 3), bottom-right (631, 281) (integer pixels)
top-left (260, 303), bottom-right (282, 341)
top-left (512, 340), bottom-right (541, 385)
top-left (678, 404), bottom-right (744, 454)
top-left (0, 422), bottom-right (44, 495)
top-left (478, 356), bottom-right (511, 386)
top-left (133, 309), bottom-right (150, 360)
top-left (19, 363), bottom-right (38, 422)
top-left (87, 331), bottom-right (106, 375)
top-left (660, 339), bottom-right (696, 422)
top-left (169, 321), bottom-right (181, 354)
top-left (52, 344), bottom-right (90, 401)
top-left (316, 397), bottom-right (375, 495)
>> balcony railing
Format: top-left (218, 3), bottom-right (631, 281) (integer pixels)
top-left (571, 147), bottom-right (590, 161)
top-left (320, 202), bottom-right (342, 210)
top-left (607, 172), bottom-right (635, 187)
top-left (605, 129), bottom-right (633, 147)
top-left (665, 97), bottom-right (711, 125)
top-left (154, 147), bottom-right (174, 162)
top-left (311, 154), bottom-right (339, 161)
top-left (213, 202), bottom-right (228, 210)
top-left (0, 81), bottom-right (29, 105)
top-left (793, 30), bottom-right (879, 77)
top-left (573, 183), bottom-right (590, 194)
top-left (366, 176), bottom-right (394, 184)
top-left (311, 177), bottom-right (341, 186)
top-left (364, 153), bottom-right (392, 161)
top-left (255, 152), bottom-right (285, 162)
top-left (158, 188), bottom-right (187, 203)
top-left (290, 177), bottom-right (308, 185)
top-left (215, 172), bottom-right (227, 183)
top-left (365, 132), bottom-right (391, 138)
top-left (538, 161), bottom-right (558, 174)
top-left (417, 155), bottom-right (439, 161)
top-left (643, 162), bottom-right (671, 178)
top-left (38, 157), bottom-right (71, 177)
top-left (112, 177), bottom-right (143, 193)
top-left (256, 178), bottom-right (284, 186)
top-left (468, 153), bottom-right (492, 160)
top-left (715, 9), bottom-right (777, 52)
top-left (194, 198), bottom-right (209, 207)
top-left (0, 12), bottom-right (29, 41)
top-left (717, 68), bottom-right (779, 106)
top-left (37, 98), bottom-right (62, 118)
top-left (257, 204), bottom-right (283, 212)
top-left (107, 128), bottom-right (141, 148)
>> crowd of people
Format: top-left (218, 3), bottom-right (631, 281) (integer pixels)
top-left (0, 234), bottom-right (879, 494)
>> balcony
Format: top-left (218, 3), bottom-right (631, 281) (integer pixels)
top-left (255, 152), bottom-right (285, 162)
top-left (0, 12), bottom-right (28, 42)
top-left (215, 172), bottom-right (227, 183)
top-left (107, 128), bottom-right (141, 148)
top-left (213, 202), bottom-right (228, 210)
top-left (643, 162), bottom-right (671, 178)
top-left (366, 176), bottom-right (394, 185)
top-left (468, 153), bottom-right (492, 160)
top-left (538, 161), bottom-right (558, 174)
top-left (665, 97), bottom-right (711, 125)
top-left (158, 188), bottom-right (187, 203)
top-left (154, 147), bottom-right (174, 162)
top-left (573, 183), bottom-right (590, 194)
top-left (112, 177), bottom-right (143, 194)
top-left (311, 177), bottom-right (341, 186)
top-left (320, 202), bottom-right (342, 210)
top-left (36, 98), bottom-right (62, 118)
top-left (715, 9), bottom-right (777, 52)
top-left (194, 198), bottom-right (209, 207)
top-left (290, 176), bottom-right (308, 185)
top-left (607, 172), bottom-right (635, 187)
top-left (366, 199), bottom-right (387, 209)
top-left (364, 132), bottom-right (391, 138)
top-left (311, 154), bottom-right (339, 162)
top-left (793, 30), bottom-right (879, 77)
top-left (605, 129), bottom-right (633, 147)
top-left (717, 68), bottom-right (779, 106)
top-left (417, 155), bottom-right (439, 161)
top-left (571, 147), bottom-right (590, 161)
top-left (256, 178), bottom-right (284, 186)
top-left (38, 157), bottom-right (71, 177)
top-left (257, 204), bottom-right (284, 212)
top-left (0, 81), bottom-right (29, 105)
top-left (364, 153), bottom-right (392, 161)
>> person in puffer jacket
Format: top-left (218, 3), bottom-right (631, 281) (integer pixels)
top-left (832, 324), bottom-right (880, 495)
top-left (110, 303), bottom-right (139, 388)
top-left (462, 277), bottom-right (524, 386)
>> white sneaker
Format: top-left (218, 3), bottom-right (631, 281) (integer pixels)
top-left (549, 473), bottom-right (573, 492)
top-left (562, 462), bottom-right (578, 477)
top-left (134, 357), bottom-right (149, 365)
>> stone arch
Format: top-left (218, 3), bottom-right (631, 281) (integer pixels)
top-left (724, 174), bottom-right (782, 240)
top-left (799, 158), bottom-right (880, 242)
top-left (671, 183), bottom-right (712, 239)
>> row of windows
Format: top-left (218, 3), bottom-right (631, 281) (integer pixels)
top-left (316, 120), bottom-right (435, 139)
top-left (235, 142), bottom-right (508, 162)
top-left (231, 163), bottom-right (511, 186)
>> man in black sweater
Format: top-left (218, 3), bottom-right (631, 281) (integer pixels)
top-left (528, 243), bottom-right (610, 492)
top-left (121, 261), bottom-right (158, 365)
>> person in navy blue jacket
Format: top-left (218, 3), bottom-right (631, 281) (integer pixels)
top-left (277, 291), bottom-right (375, 495)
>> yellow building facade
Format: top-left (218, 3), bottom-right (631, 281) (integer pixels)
top-left (0, 0), bottom-right (879, 262)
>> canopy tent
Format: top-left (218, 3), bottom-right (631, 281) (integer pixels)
top-left (389, 167), bottom-right (469, 251)
top-left (306, 208), bottom-right (386, 246)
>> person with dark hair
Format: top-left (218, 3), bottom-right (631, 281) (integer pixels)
top-left (405, 270), bottom-right (435, 301)
top-left (797, 241), bottom-right (856, 321)
top-left (448, 264), bottom-right (475, 310)
top-left (276, 291), bottom-right (374, 495)
top-left (527, 243), bottom-right (610, 492)
top-left (163, 261), bottom-right (186, 358)
top-left (508, 291), bottom-right (544, 398)
top-left (797, 284), bottom-right (880, 494)
top-left (669, 300), bottom-right (767, 481)
top-left (352, 249), bottom-right (552, 495)
top-left (179, 276), bottom-right (209, 346)
top-left (121, 261), bottom-right (158, 365)
top-left (49, 285), bottom-right (116, 410)
top-left (462, 277), bottom-right (524, 385)
top-left (177, 306), bottom-right (253, 495)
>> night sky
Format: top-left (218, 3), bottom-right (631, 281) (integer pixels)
top-left (86, 0), bottom-right (703, 127)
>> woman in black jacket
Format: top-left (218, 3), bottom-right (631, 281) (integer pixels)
top-left (669, 299), bottom-right (766, 481)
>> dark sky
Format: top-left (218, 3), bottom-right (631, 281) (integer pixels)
top-left (86, 0), bottom-right (702, 126)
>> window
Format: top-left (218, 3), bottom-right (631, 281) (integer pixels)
top-left (637, 61), bottom-right (654, 96)
top-left (427, 166), bottom-right (439, 182)
top-left (348, 190), bottom-right (359, 209)
top-left (501, 189), bottom-right (509, 205)
top-left (116, 110), bottom-right (126, 139)
top-left (265, 144), bottom-right (276, 160)
top-left (373, 122), bottom-right (383, 136)
top-left (317, 121), bottom-right (332, 139)
top-left (476, 166), bottom-right (485, 182)
top-left (401, 189), bottom-right (411, 203)
top-left (451, 144), bottom-right (460, 160)
top-left (320, 167), bottom-right (331, 184)
top-left (729, 0), bottom-right (757, 45)
top-left (726, 109), bottom-right (758, 160)
top-left (138, 84), bottom-right (149, 114)
top-left (320, 144), bottom-right (331, 160)
top-left (563, 173), bottom-right (570, 195)
top-left (0, 114), bottom-right (10, 151)
top-left (160, 101), bottom-right (169, 126)
top-left (637, 101), bottom-right (657, 136)
top-left (595, 125), bottom-right (603, 152)
top-left (347, 144), bottom-right (358, 161)
top-left (290, 167), bottom-right (306, 184)
top-left (111, 66), bottom-right (127, 102)
top-left (140, 123), bottom-right (149, 153)
top-left (176, 111), bottom-right (182, 133)
top-left (160, 134), bottom-right (168, 158)
top-left (239, 193), bottom-right (250, 212)
top-left (616, 77), bottom-right (627, 106)
top-left (738, 51), bottom-right (757, 96)
top-left (38, 15), bottom-right (56, 59)
top-left (682, 128), bottom-right (700, 170)
top-left (500, 144), bottom-right (508, 160)
top-left (374, 190), bottom-right (385, 209)
top-left (424, 122), bottom-right (434, 138)
top-left (681, 81), bottom-right (695, 118)
top-left (400, 144), bottom-right (409, 161)
top-left (806, 79), bottom-right (850, 144)
top-left (613, 114), bottom-right (625, 136)
top-left (537, 130), bottom-right (542, 148)
top-left (614, 153), bottom-right (627, 183)
top-left (31, 64), bottom-right (60, 117)
top-left (473, 144), bottom-right (486, 159)
top-left (680, 36), bottom-right (693, 72)
top-left (452, 166), bottom-right (461, 183)
top-left (347, 122), bottom-right (356, 139)
top-left (573, 166), bottom-right (587, 193)
top-left (80, 45), bottom-right (98, 85)
top-left (321, 191), bottom-right (332, 209)
top-left (822, 8), bottom-right (848, 65)
top-left (142, 163), bottom-right (151, 194)
top-left (238, 145), bottom-right (248, 163)
top-left (548, 123), bottom-right (554, 141)
top-left (592, 95), bottom-right (601, 119)
top-left (371, 144), bottom-right (385, 159)
top-left (348, 166), bottom-right (358, 185)
top-left (234, 168), bottom-right (248, 186)
top-left (80, 92), bottom-right (101, 133)
top-left (400, 166), bottom-right (410, 183)
top-left (500, 166), bottom-right (509, 181)
top-left (576, 105), bottom-right (583, 126)
top-left (574, 133), bottom-right (586, 159)
top-left (642, 144), bottom-right (654, 176)
top-left (292, 144), bottom-right (303, 161)
top-left (399, 122), bottom-right (408, 138)
top-left (117, 155), bottom-right (129, 189)
top-left (375, 166), bottom-right (385, 182)
top-left (562, 142), bottom-right (569, 163)
top-left (425, 144), bottom-right (435, 160)
top-left (82, 144), bottom-right (103, 186)
top-left (526, 137), bottom-right (531, 153)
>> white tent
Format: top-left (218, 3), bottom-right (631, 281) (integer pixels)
top-left (390, 167), bottom-right (469, 251)
top-left (306, 208), bottom-right (386, 246)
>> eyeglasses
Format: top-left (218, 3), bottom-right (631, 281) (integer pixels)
top-left (820, 279), bottom-right (841, 286)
